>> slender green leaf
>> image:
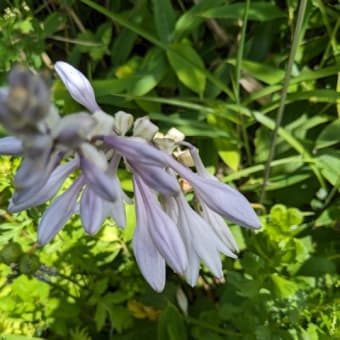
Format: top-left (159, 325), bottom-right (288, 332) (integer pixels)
top-left (167, 43), bottom-right (206, 96)
top-left (315, 119), bottom-right (340, 149)
top-left (152, 0), bottom-right (176, 43)
top-left (201, 2), bottom-right (286, 21)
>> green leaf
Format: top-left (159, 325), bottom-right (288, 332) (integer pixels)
top-left (315, 119), bottom-right (340, 150)
top-left (270, 274), bottom-right (298, 298)
top-left (201, 2), bottom-right (286, 21)
top-left (315, 201), bottom-right (340, 227)
top-left (149, 113), bottom-right (230, 138)
top-left (43, 13), bottom-right (65, 37)
top-left (107, 305), bottom-right (133, 333)
top-left (152, 0), bottom-right (176, 43)
top-left (95, 302), bottom-right (107, 331)
top-left (158, 304), bottom-right (187, 340)
top-left (227, 59), bottom-right (285, 85)
top-left (315, 151), bottom-right (340, 186)
top-left (174, 0), bottom-right (224, 37)
top-left (128, 48), bottom-right (167, 96)
top-left (166, 42), bottom-right (206, 96)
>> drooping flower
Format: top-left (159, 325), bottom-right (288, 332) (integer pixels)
top-left (0, 62), bottom-right (261, 291)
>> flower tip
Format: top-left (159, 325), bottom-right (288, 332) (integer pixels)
top-left (54, 61), bottom-right (100, 113)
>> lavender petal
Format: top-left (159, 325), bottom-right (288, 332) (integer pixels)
top-left (38, 176), bottom-right (84, 245)
top-left (55, 61), bottom-right (100, 113)
top-left (80, 156), bottom-right (118, 201)
top-left (202, 204), bottom-right (239, 252)
top-left (131, 163), bottom-right (180, 196)
top-left (0, 136), bottom-right (23, 155)
top-left (176, 194), bottom-right (236, 282)
top-left (80, 188), bottom-right (106, 235)
top-left (103, 136), bottom-right (168, 167)
top-left (133, 176), bottom-right (165, 292)
top-left (9, 158), bottom-right (78, 212)
top-left (134, 176), bottom-right (187, 274)
top-left (167, 156), bottom-right (261, 229)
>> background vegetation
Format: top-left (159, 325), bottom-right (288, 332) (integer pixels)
top-left (0, 0), bottom-right (339, 339)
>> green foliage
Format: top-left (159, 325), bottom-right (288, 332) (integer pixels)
top-left (0, 0), bottom-right (339, 339)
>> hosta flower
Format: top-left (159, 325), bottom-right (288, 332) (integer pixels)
top-left (0, 62), bottom-right (261, 291)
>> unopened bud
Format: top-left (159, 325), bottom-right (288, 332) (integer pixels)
top-left (55, 61), bottom-right (100, 113)
top-left (133, 116), bottom-right (159, 141)
top-left (114, 111), bottom-right (133, 135)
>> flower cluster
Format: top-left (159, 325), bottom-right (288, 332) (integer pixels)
top-left (0, 62), bottom-right (260, 291)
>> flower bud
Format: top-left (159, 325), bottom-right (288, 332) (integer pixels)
top-left (133, 116), bottom-right (159, 141)
top-left (114, 111), bottom-right (133, 135)
top-left (55, 61), bottom-right (100, 113)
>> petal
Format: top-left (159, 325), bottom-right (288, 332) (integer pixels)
top-left (9, 158), bottom-right (78, 212)
top-left (132, 177), bottom-right (165, 292)
top-left (0, 136), bottom-right (23, 155)
top-left (176, 194), bottom-right (236, 280)
top-left (194, 179), bottom-right (261, 229)
top-left (13, 151), bottom-right (62, 200)
top-left (161, 196), bottom-right (179, 225)
top-left (167, 156), bottom-right (261, 229)
top-left (131, 163), bottom-right (180, 196)
top-left (80, 187), bottom-right (106, 235)
top-left (202, 204), bottom-right (239, 252)
top-left (134, 176), bottom-right (187, 274)
top-left (55, 112), bottom-right (97, 147)
top-left (38, 176), bottom-right (84, 245)
top-left (80, 156), bottom-right (118, 201)
top-left (55, 61), bottom-right (100, 113)
top-left (105, 178), bottom-right (127, 228)
top-left (103, 136), bottom-right (168, 167)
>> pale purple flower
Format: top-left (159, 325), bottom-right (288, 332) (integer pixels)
top-left (0, 62), bottom-right (261, 292)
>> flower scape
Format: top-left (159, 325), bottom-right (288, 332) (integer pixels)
top-left (0, 62), bottom-right (260, 291)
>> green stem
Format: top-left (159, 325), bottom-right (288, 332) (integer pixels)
top-left (235, 0), bottom-right (252, 165)
top-left (259, 0), bottom-right (308, 204)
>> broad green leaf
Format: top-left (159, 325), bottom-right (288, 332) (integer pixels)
top-left (315, 119), bottom-right (340, 149)
top-left (315, 202), bottom-right (340, 227)
top-left (95, 302), bottom-right (107, 331)
top-left (107, 305), bottom-right (133, 333)
top-left (201, 2), bottom-right (286, 21)
top-left (271, 274), bottom-right (298, 298)
top-left (112, 28), bottom-right (137, 66)
top-left (152, 0), bottom-right (176, 43)
top-left (166, 43), bottom-right (206, 96)
top-left (128, 48), bottom-right (167, 96)
top-left (158, 304), bottom-right (187, 340)
top-left (315, 151), bottom-right (340, 186)
top-left (43, 13), bottom-right (65, 37)
top-left (227, 59), bottom-right (285, 85)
